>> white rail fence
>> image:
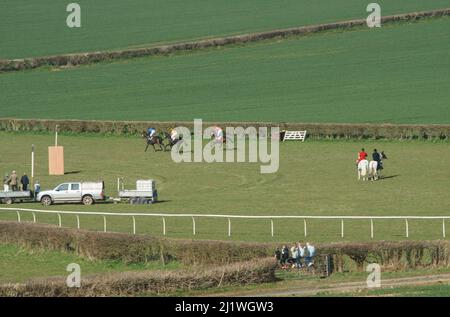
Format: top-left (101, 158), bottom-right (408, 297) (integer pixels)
top-left (0, 207), bottom-right (449, 239)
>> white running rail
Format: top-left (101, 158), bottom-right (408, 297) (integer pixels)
top-left (0, 207), bottom-right (448, 239)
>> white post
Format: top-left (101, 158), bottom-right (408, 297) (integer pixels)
top-left (103, 216), bottom-right (107, 232)
top-left (304, 219), bottom-right (307, 237)
top-left (162, 217), bottom-right (166, 235)
top-left (192, 217), bottom-right (196, 236)
top-left (443, 219), bottom-right (446, 238)
top-left (76, 215), bottom-right (80, 229)
top-left (405, 218), bottom-right (409, 238)
top-left (132, 216), bottom-right (136, 235)
top-left (341, 219), bottom-right (344, 238)
top-left (55, 125), bottom-right (58, 146)
top-left (271, 219), bottom-right (274, 237)
top-left (32, 212), bottom-right (36, 223)
top-left (370, 218), bottom-right (374, 239)
top-left (228, 218), bottom-right (231, 237)
top-left (31, 144), bottom-right (35, 185)
top-left (117, 178), bottom-right (120, 193)
top-left (16, 211), bottom-right (21, 223)
top-left (57, 213), bottom-right (62, 227)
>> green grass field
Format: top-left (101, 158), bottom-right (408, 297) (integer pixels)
top-left (1, 18), bottom-right (449, 123)
top-left (0, 132), bottom-right (449, 242)
top-left (1, 0), bottom-right (449, 59)
top-left (0, 243), bottom-right (179, 283)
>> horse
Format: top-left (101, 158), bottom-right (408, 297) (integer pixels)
top-left (368, 160), bottom-right (379, 181)
top-left (141, 131), bottom-right (164, 152)
top-left (160, 131), bottom-right (184, 152)
top-left (357, 159), bottom-right (369, 181)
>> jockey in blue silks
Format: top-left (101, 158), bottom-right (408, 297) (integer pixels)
top-left (147, 127), bottom-right (156, 138)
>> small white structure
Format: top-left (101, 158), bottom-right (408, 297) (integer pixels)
top-left (118, 179), bottom-right (157, 204)
top-left (282, 130), bottom-right (307, 142)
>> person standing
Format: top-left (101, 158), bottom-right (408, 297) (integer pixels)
top-left (3, 173), bottom-right (10, 192)
top-left (21, 173), bottom-right (30, 191)
top-left (34, 180), bottom-right (41, 200)
top-left (9, 171), bottom-right (18, 191)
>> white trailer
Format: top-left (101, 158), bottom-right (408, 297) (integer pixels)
top-left (117, 178), bottom-right (158, 204)
top-left (0, 191), bottom-right (33, 204)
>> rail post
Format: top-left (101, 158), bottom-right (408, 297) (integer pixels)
top-left (16, 210), bottom-right (21, 223)
top-left (304, 219), bottom-right (307, 237)
top-left (405, 218), bottom-right (409, 238)
top-left (370, 218), bottom-right (374, 239)
top-left (228, 218), bottom-right (231, 237)
top-left (162, 217), bottom-right (166, 235)
top-left (103, 216), bottom-right (107, 233)
top-left (271, 219), bottom-right (274, 237)
top-left (192, 217), bottom-right (196, 236)
top-left (341, 218), bottom-right (344, 238)
top-left (57, 213), bottom-right (62, 227)
top-left (76, 215), bottom-right (80, 229)
top-left (443, 219), bottom-right (446, 238)
top-left (132, 216), bottom-right (136, 235)
top-left (32, 212), bottom-right (36, 223)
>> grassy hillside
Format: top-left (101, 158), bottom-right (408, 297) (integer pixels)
top-left (1, 18), bottom-right (449, 123)
top-left (0, 132), bottom-right (449, 242)
top-left (1, 0), bottom-right (449, 59)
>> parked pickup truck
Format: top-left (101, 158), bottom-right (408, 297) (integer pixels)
top-left (37, 181), bottom-right (105, 206)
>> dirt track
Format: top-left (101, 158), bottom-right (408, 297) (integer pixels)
top-left (247, 274), bottom-right (450, 297)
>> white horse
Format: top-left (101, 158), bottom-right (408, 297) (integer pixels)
top-left (357, 159), bottom-right (369, 181)
top-left (368, 161), bottom-right (379, 181)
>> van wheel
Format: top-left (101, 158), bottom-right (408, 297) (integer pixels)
top-left (82, 195), bottom-right (94, 206)
top-left (41, 196), bottom-right (52, 206)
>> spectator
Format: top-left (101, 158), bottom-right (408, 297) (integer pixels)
top-left (21, 173), bottom-right (30, 191)
top-left (34, 180), bottom-right (41, 200)
top-left (296, 242), bottom-right (305, 268)
top-left (305, 242), bottom-right (316, 267)
top-left (274, 247), bottom-right (282, 266)
top-left (9, 171), bottom-right (18, 191)
top-left (290, 244), bottom-right (298, 268)
top-left (281, 245), bottom-right (289, 269)
top-left (3, 173), bottom-right (10, 192)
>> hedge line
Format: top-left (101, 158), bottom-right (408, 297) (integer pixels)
top-left (1, 9), bottom-right (449, 73)
top-left (0, 258), bottom-right (277, 296)
top-left (1, 222), bottom-right (450, 272)
top-left (1, 118), bottom-right (449, 139)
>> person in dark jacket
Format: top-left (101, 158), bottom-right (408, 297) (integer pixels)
top-left (21, 173), bottom-right (30, 191)
top-left (372, 149), bottom-right (382, 169)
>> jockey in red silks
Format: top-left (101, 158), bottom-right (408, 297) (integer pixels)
top-left (356, 148), bottom-right (368, 164)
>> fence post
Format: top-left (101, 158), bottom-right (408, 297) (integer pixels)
top-left (271, 219), bottom-right (274, 237)
top-left (443, 219), bottom-right (446, 238)
top-left (103, 216), bottom-right (107, 233)
top-left (341, 219), bottom-right (344, 238)
top-left (32, 212), bottom-right (36, 223)
top-left (162, 217), bottom-right (166, 236)
top-left (304, 219), bottom-right (307, 237)
top-left (57, 213), bottom-right (62, 227)
top-left (76, 215), bottom-right (80, 229)
top-left (132, 216), bottom-right (136, 235)
top-left (228, 218), bottom-right (231, 237)
top-left (370, 218), bottom-right (374, 239)
top-left (16, 210), bottom-right (21, 223)
top-left (405, 218), bottom-right (409, 238)
top-left (192, 217), bottom-right (196, 236)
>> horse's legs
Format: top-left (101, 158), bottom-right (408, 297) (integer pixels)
top-left (145, 143), bottom-right (149, 152)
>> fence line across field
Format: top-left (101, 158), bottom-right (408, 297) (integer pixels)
top-left (0, 207), bottom-right (448, 239)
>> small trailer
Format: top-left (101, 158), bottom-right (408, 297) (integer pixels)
top-left (0, 191), bottom-right (34, 205)
top-left (116, 178), bottom-right (158, 204)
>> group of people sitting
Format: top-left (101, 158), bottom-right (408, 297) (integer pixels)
top-left (2, 171), bottom-right (30, 192)
top-left (275, 242), bottom-right (316, 269)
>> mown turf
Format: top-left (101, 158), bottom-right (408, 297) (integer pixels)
top-left (1, 0), bottom-right (449, 59)
top-left (0, 132), bottom-right (449, 242)
top-left (0, 243), bottom-right (180, 283)
top-left (1, 18), bottom-right (449, 123)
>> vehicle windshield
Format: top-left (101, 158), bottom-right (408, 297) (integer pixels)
top-left (55, 184), bottom-right (69, 191)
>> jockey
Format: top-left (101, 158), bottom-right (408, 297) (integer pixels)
top-left (356, 148), bottom-right (368, 164)
top-left (214, 126), bottom-right (224, 143)
top-left (170, 128), bottom-right (178, 142)
top-left (147, 127), bottom-right (156, 138)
